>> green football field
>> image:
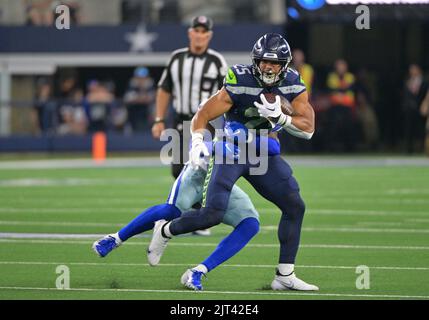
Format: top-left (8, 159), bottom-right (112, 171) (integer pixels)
top-left (0, 158), bottom-right (428, 300)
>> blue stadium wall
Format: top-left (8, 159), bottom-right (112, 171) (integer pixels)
top-left (0, 133), bottom-right (164, 152)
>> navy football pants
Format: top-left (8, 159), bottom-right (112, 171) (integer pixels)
top-left (169, 154), bottom-right (306, 264)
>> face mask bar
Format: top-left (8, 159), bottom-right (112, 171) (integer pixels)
top-left (253, 59), bottom-right (289, 86)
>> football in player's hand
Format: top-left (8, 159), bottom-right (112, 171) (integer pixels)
top-left (263, 93), bottom-right (295, 116)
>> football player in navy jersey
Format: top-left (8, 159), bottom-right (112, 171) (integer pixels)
top-left (149, 33), bottom-right (318, 291)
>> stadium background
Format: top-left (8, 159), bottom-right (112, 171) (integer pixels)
top-left (1, 0), bottom-right (429, 153)
top-left (0, 0), bottom-right (428, 302)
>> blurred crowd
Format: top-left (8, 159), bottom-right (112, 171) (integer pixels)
top-left (281, 51), bottom-right (429, 154)
top-left (30, 55), bottom-right (429, 154)
top-left (0, 2), bottom-right (425, 154)
top-left (5, 0), bottom-right (274, 27)
top-left (32, 66), bottom-right (156, 136)
top-left (25, 0), bottom-right (81, 26)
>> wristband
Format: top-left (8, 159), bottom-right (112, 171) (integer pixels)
top-left (191, 132), bottom-right (204, 144)
top-left (280, 114), bottom-right (292, 128)
top-left (154, 117), bottom-right (165, 124)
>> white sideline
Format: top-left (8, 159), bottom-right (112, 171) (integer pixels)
top-left (0, 286), bottom-right (427, 299)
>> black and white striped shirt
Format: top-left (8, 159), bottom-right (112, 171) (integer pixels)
top-left (158, 47), bottom-right (228, 116)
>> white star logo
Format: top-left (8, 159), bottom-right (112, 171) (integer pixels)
top-left (125, 24), bottom-right (158, 52)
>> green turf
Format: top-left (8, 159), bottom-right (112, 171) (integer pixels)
top-left (0, 164), bottom-right (428, 300)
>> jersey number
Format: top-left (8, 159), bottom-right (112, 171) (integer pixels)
top-left (233, 65), bottom-right (252, 75)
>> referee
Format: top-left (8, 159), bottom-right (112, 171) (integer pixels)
top-left (152, 15), bottom-right (228, 178)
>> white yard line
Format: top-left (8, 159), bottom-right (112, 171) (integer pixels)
top-left (0, 178), bottom-right (162, 187)
top-left (0, 286), bottom-right (427, 299)
top-left (3, 220), bottom-right (429, 234)
top-left (1, 260), bottom-right (428, 271)
top-left (0, 233), bottom-right (110, 239)
top-left (386, 189), bottom-right (429, 195)
top-left (0, 156), bottom-right (428, 170)
top-left (0, 236), bottom-right (429, 250)
top-left (0, 220), bottom-right (124, 228)
top-left (2, 213), bottom-right (429, 233)
top-left (0, 208), bottom-right (144, 214)
top-left (310, 198), bottom-right (429, 204)
top-left (1, 207), bottom-right (428, 217)
top-left (259, 225), bottom-right (429, 234)
top-left (302, 227), bottom-right (429, 234)
top-left (406, 218), bottom-right (429, 223)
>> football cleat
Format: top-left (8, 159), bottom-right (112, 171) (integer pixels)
top-left (92, 234), bottom-right (122, 258)
top-left (271, 269), bottom-right (319, 291)
top-left (147, 219), bottom-right (170, 266)
top-left (192, 229), bottom-right (211, 236)
top-left (181, 269), bottom-right (206, 291)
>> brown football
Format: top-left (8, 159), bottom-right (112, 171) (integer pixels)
top-left (262, 93), bottom-right (295, 116)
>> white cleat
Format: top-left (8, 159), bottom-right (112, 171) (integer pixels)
top-left (192, 229), bottom-right (211, 236)
top-left (271, 269), bottom-right (319, 291)
top-left (180, 269), bottom-right (205, 291)
top-left (180, 269), bottom-right (192, 286)
top-left (92, 233), bottom-right (122, 258)
top-left (147, 219), bottom-right (170, 266)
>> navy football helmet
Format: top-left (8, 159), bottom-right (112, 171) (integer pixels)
top-left (251, 33), bottom-right (292, 86)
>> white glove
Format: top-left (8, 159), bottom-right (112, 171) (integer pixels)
top-left (189, 132), bottom-right (210, 170)
top-left (253, 94), bottom-right (291, 128)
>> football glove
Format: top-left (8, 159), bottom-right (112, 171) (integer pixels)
top-left (189, 132), bottom-right (210, 170)
top-left (254, 94), bottom-right (291, 128)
